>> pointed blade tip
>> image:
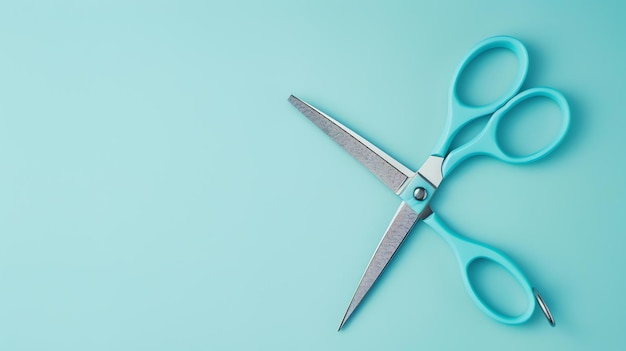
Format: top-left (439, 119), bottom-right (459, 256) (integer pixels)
top-left (287, 94), bottom-right (301, 105)
top-left (338, 307), bottom-right (353, 332)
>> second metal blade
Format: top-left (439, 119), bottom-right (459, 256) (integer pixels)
top-left (338, 202), bottom-right (420, 330)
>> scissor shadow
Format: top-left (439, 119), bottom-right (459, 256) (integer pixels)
top-left (339, 38), bottom-right (585, 330)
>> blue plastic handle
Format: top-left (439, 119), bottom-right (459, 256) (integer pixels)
top-left (423, 212), bottom-right (535, 324)
top-left (433, 36), bottom-right (529, 156)
top-left (442, 87), bottom-right (570, 177)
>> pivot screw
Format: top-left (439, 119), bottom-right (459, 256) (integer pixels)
top-left (413, 187), bottom-right (427, 201)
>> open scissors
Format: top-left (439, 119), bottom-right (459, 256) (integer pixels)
top-left (288, 35), bottom-right (569, 329)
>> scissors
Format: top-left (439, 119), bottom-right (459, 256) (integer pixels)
top-left (288, 35), bottom-right (569, 329)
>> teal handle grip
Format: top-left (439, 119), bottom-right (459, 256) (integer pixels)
top-left (423, 212), bottom-right (535, 324)
top-left (433, 36), bottom-right (529, 156)
top-left (442, 87), bottom-right (570, 177)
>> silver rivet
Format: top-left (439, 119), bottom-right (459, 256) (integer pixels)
top-left (413, 187), bottom-right (427, 201)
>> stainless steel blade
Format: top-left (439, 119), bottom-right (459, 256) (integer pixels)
top-left (338, 202), bottom-right (421, 330)
top-left (288, 95), bottom-right (414, 193)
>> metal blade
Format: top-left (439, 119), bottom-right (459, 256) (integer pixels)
top-left (338, 202), bottom-right (420, 330)
top-left (288, 95), bottom-right (414, 194)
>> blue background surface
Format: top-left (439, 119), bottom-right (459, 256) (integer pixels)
top-left (1, 1), bottom-right (624, 350)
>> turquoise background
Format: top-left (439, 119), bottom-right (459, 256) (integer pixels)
top-left (0, 0), bottom-right (624, 350)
